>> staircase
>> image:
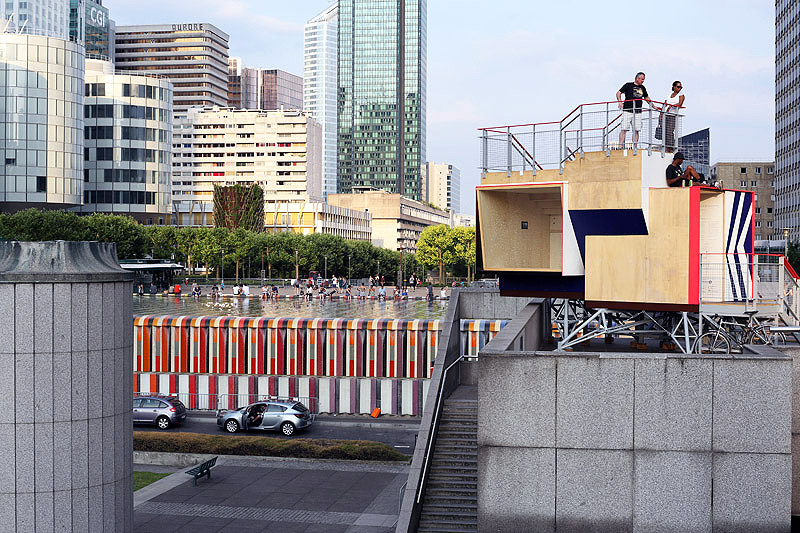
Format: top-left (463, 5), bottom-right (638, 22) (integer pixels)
top-left (418, 389), bottom-right (478, 532)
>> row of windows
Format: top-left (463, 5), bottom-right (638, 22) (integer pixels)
top-left (84, 147), bottom-right (169, 163)
top-left (83, 104), bottom-right (169, 121)
top-left (83, 168), bottom-right (164, 184)
top-left (84, 125), bottom-right (170, 142)
top-left (83, 189), bottom-right (157, 205)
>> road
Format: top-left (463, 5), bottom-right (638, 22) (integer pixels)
top-left (134, 414), bottom-right (420, 451)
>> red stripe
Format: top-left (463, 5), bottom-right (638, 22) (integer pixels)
top-left (188, 374), bottom-right (196, 409)
top-left (688, 186), bottom-right (700, 305)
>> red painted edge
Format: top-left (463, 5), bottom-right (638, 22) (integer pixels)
top-left (688, 186), bottom-right (701, 305)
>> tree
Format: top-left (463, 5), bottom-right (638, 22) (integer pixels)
top-left (213, 184), bottom-right (264, 232)
top-left (452, 226), bottom-right (476, 281)
top-left (416, 224), bottom-right (456, 284)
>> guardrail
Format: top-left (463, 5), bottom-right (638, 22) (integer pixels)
top-left (479, 99), bottom-right (685, 175)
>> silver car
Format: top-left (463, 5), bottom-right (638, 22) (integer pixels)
top-left (133, 396), bottom-right (187, 430)
top-left (216, 400), bottom-right (313, 436)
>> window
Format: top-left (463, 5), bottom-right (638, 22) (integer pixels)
top-left (751, 180), bottom-right (757, 187)
top-left (767, 221), bottom-right (774, 228)
top-left (768, 207), bottom-right (773, 214)
top-left (36, 176), bottom-right (46, 192)
top-left (740, 167), bottom-right (747, 174)
top-left (755, 221), bottom-right (762, 228)
top-left (755, 207), bottom-right (762, 214)
top-left (755, 234), bottom-right (761, 240)
top-left (771, 180), bottom-right (775, 187)
top-left (755, 167), bottom-right (762, 174)
top-left (767, 167), bottom-right (774, 174)
top-left (740, 180), bottom-right (747, 187)
top-left (266, 404), bottom-right (286, 413)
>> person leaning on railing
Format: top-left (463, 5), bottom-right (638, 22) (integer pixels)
top-left (659, 81), bottom-right (685, 152)
top-left (616, 72), bottom-right (660, 147)
top-left (665, 152), bottom-right (703, 187)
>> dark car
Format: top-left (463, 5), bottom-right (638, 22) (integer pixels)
top-left (133, 395), bottom-right (187, 430)
top-left (216, 400), bottom-right (313, 436)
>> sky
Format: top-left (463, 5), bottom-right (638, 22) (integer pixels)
top-left (111, 0), bottom-right (776, 215)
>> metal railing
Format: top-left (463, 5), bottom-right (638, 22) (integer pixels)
top-left (699, 253), bottom-right (800, 323)
top-left (479, 99), bottom-right (685, 175)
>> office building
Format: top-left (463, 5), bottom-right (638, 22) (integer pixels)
top-left (171, 107), bottom-right (322, 227)
top-left (258, 69), bottom-right (302, 110)
top-left (264, 202), bottom-right (371, 240)
top-left (328, 189), bottom-right (448, 251)
top-left (69, 0), bottom-right (112, 59)
top-left (114, 23), bottom-right (229, 112)
top-left (227, 57), bottom-right (257, 110)
top-left (678, 128), bottom-right (710, 177)
top-left (304, 3), bottom-right (338, 199)
top-left (423, 162), bottom-right (460, 213)
top-left (2, 0), bottom-right (69, 39)
top-left (337, 0), bottom-right (427, 200)
top-left (0, 32), bottom-right (84, 211)
top-left (776, 1), bottom-right (800, 240)
top-left (75, 59), bottom-right (173, 224)
top-left (711, 162), bottom-right (776, 240)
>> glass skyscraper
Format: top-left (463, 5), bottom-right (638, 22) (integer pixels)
top-left (337, 0), bottom-right (426, 201)
top-left (776, 0), bottom-right (800, 240)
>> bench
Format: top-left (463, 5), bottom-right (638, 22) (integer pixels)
top-left (185, 456), bottom-right (217, 486)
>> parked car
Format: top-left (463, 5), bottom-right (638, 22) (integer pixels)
top-left (216, 400), bottom-right (313, 436)
top-left (133, 396), bottom-right (187, 430)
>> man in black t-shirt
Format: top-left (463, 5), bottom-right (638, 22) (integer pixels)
top-left (665, 152), bottom-right (703, 187)
top-left (616, 72), bottom-right (659, 147)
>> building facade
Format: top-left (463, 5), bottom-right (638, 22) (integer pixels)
top-left (678, 128), bottom-right (710, 177)
top-left (423, 161), bottom-right (460, 213)
top-left (711, 162), bottom-right (776, 240)
top-left (2, 0), bottom-right (69, 39)
top-left (75, 59), bottom-right (172, 224)
top-left (69, 0), bottom-right (112, 59)
top-left (337, 0), bottom-right (427, 201)
top-left (227, 57), bottom-right (257, 110)
top-left (114, 23), bottom-right (229, 112)
top-left (776, 1), bottom-right (800, 240)
top-left (328, 189), bottom-right (448, 251)
top-left (304, 3), bottom-right (338, 199)
top-left (0, 33), bottom-right (84, 211)
top-left (264, 201), bottom-right (371, 240)
top-left (258, 69), bottom-right (303, 111)
top-left (171, 107), bottom-right (322, 227)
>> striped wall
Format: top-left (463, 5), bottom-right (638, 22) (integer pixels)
top-left (133, 373), bottom-right (430, 416)
top-left (132, 316), bottom-right (508, 414)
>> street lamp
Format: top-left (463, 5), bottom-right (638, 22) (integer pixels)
top-left (377, 259), bottom-right (381, 278)
top-left (324, 255), bottom-right (328, 280)
top-left (784, 227), bottom-right (791, 258)
top-left (295, 249), bottom-right (299, 281)
top-left (220, 248), bottom-right (224, 282)
top-left (348, 254), bottom-right (352, 283)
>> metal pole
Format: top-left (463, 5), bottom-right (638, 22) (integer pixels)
top-left (295, 249), bottom-right (299, 282)
top-left (324, 255), bottom-right (327, 280)
top-left (348, 254), bottom-right (352, 284)
top-left (531, 124), bottom-right (537, 177)
top-left (481, 130), bottom-right (488, 178)
top-left (507, 127), bottom-right (512, 177)
top-left (579, 104), bottom-right (584, 157)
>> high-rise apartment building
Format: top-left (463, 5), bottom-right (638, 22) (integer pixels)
top-left (711, 162), bottom-right (776, 240)
top-left (337, 0), bottom-right (427, 201)
top-left (2, 0), bottom-right (69, 39)
top-left (0, 32), bottom-right (84, 211)
top-left (171, 107), bottom-right (321, 226)
top-left (227, 57), bottom-right (257, 110)
top-left (75, 59), bottom-right (173, 224)
top-left (423, 162), bottom-right (460, 213)
top-left (114, 23), bottom-right (229, 112)
top-left (259, 69), bottom-right (303, 110)
top-left (69, 0), bottom-right (112, 59)
top-left (776, 1), bottom-right (800, 240)
top-left (304, 3), bottom-right (338, 199)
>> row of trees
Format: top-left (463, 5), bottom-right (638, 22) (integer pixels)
top-left (0, 210), bottom-right (479, 283)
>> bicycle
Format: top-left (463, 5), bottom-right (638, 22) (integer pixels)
top-left (694, 311), bottom-right (786, 354)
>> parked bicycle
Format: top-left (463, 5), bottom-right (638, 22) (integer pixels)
top-left (694, 310), bottom-right (786, 354)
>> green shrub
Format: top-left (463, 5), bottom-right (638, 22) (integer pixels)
top-left (134, 432), bottom-right (409, 462)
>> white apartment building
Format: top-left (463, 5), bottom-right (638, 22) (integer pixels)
top-left (304, 3), bottom-right (338, 199)
top-left (171, 105), bottom-right (322, 223)
top-left (423, 161), bottom-right (460, 213)
top-left (114, 23), bottom-right (229, 112)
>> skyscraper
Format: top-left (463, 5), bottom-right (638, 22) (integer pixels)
top-left (423, 162), bottom-right (460, 213)
top-left (227, 57), bottom-right (258, 109)
top-left (304, 3), bottom-right (338, 199)
top-left (69, 0), bottom-right (112, 59)
top-left (258, 69), bottom-right (303, 110)
top-left (2, 0), bottom-right (70, 39)
top-left (776, 1), bottom-right (799, 240)
top-left (114, 23), bottom-right (229, 113)
top-left (337, 0), bottom-right (426, 201)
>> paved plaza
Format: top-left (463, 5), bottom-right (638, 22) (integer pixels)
top-left (134, 456), bottom-right (409, 532)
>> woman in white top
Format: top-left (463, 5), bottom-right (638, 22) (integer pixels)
top-left (661, 81), bottom-right (685, 152)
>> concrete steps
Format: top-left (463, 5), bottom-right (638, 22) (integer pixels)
top-left (418, 394), bottom-right (478, 533)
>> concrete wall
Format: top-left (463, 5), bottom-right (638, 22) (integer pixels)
top-left (478, 350), bottom-right (792, 532)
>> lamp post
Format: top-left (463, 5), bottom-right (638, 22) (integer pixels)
top-left (377, 259), bottom-right (381, 278)
top-left (266, 247), bottom-right (271, 281)
top-left (220, 248), bottom-right (224, 282)
top-left (295, 249), bottom-right (299, 281)
top-left (324, 255), bottom-right (328, 280)
top-left (784, 227), bottom-right (791, 258)
top-left (348, 254), bottom-right (352, 284)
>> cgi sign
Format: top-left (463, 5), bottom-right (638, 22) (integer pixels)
top-left (86, 1), bottom-right (108, 29)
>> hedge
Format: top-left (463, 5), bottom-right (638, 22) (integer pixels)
top-left (134, 431), bottom-right (410, 462)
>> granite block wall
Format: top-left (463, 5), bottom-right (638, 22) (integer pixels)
top-left (0, 241), bottom-right (133, 532)
top-left (479, 352), bottom-right (792, 533)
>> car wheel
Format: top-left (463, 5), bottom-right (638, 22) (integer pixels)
top-left (156, 416), bottom-right (171, 430)
top-left (225, 419), bottom-right (240, 433)
top-left (280, 422), bottom-right (296, 436)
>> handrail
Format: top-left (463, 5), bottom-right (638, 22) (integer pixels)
top-left (415, 354), bottom-right (464, 504)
